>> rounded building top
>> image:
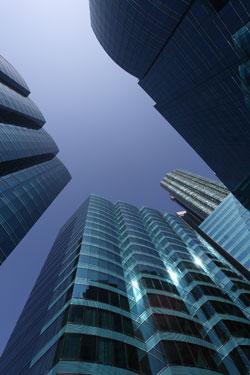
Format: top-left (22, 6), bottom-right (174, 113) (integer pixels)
top-left (89, 0), bottom-right (192, 79)
top-left (0, 82), bottom-right (46, 128)
top-left (0, 55), bottom-right (30, 97)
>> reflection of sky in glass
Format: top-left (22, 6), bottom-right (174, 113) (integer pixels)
top-left (0, 0), bottom-right (216, 354)
top-left (130, 278), bottom-right (141, 302)
top-left (131, 278), bottom-right (139, 290)
top-left (193, 256), bottom-right (204, 269)
top-left (168, 268), bottom-right (179, 285)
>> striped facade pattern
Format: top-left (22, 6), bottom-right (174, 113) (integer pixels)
top-left (0, 195), bottom-right (249, 374)
top-left (161, 170), bottom-right (228, 221)
top-left (0, 55), bottom-right (70, 263)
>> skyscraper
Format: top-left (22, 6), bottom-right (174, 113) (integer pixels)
top-left (89, 0), bottom-right (250, 210)
top-left (0, 55), bottom-right (71, 264)
top-left (161, 170), bottom-right (250, 271)
top-left (200, 193), bottom-right (250, 271)
top-left (1, 195), bottom-right (249, 374)
top-left (161, 170), bottom-right (229, 223)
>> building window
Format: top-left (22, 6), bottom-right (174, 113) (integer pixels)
top-left (68, 305), bottom-right (134, 337)
top-left (239, 293), bottom-right (250, 307)
top-left (54, 334), bottom-right (144, 372)
top-left (148, 293), bottom-right (188, 313)
top-left (73, 284), bottom-right (130, 311)
top-left (161, 341), bottom-right (222, 371)
top-left (229, 346), bottom-right (250, 374)
top-left (153, 314), bottom-right (205, 339)
top-left (202, 301), bottom-right (245, 319)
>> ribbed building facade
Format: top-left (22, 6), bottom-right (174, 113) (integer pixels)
top-left (89, 0), bottom-right (250, 210)
top-left (161, 170), bottom-right (228, 222)
top-left (0, 55), bottom-right (71, 264)
top-left (1, 195), bottom-right (249, 374)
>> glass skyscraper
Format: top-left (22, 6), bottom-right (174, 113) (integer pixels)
top-left (0, 55), bottom-right (71, 264)
top-left (201, 193), bottom-right (250, 271)
top-left (161, 169), bottom-right (250, 272)
top-left (1, 195), bottom-right (249, 374)
top-left (161, 170), bottom-right (228, 222)
top-left (89, 0), bottom-right (250, 210)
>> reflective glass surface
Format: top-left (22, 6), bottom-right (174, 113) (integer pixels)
top-left (201, 193), bottom-right (250, 270)
top-left (1, 196), bottom-right (249, 374)
top-left (0, 55), bottom-right (70, 263)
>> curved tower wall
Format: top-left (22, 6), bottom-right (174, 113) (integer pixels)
top-left (0, 55), bottom-right (71, 264)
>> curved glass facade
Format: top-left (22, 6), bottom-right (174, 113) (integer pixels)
top-left (89, 0), bottom-right (193, 79)
top-left (89, 1), bottom-right (250, 210)
top-left (0, 158), bottom-right (70, 264)
top-left (0, 55), bottom-right (30, 96)
top-left (0, 81), bottom-right (45, 128)
top-left (1, 195), bottom-right (249, 374)
top-left (0, 124), bottom-right (58, 164)
top-left (0, 55), bottom-right (70, 263)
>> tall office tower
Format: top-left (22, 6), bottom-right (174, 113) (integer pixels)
top-left (1, 195), bottom-right (250, 374)
top-left (161, 170), bottom-right (250, 270)
top-left (161, 170), bottom-right (229, 223)
top-left (89, 1), bottom-right (250, 209)
top-left (200, 193), bottom-right (250, 271)
top-left (0, 55), bottom-right (71, 264)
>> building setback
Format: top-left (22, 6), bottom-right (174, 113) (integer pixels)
top-left (161, 170), bottom-right (229, 223)
top-left (0, 55), bottom-right (71, 264)
top-left (0, 195), bottom-right (249, 374)
top-left (89, 0), bottom-right (250, 210)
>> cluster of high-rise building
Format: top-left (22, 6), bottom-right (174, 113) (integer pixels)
top-left (161, 169), bottom-right (250, 272)
top-left (0, 1), bottom-right (250, 374)
top-left (1, 195), bottom-right (250, 374)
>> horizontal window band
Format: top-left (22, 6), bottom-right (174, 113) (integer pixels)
top-left (0, 153), bottom-right (55, 177)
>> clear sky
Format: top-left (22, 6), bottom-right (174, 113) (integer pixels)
top-left (0, 0), bottom-right (216, 353)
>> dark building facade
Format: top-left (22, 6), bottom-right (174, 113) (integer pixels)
top-left (89, 0), bottom-right (250, 209)
top-left (161, 170), bottom-right (228, 222)
top-left (1, 195), bottom-right (249, 374)
top-left (0, 55), bottom-right (71, 264)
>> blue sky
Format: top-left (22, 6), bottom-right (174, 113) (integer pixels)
top-left (0, 0), bottom-right (216, 353)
